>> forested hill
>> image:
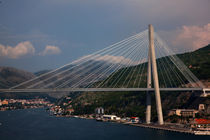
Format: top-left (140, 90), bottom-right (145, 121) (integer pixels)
top-left (0, 44), bottom-right (209, 115)
top-left (177, 44), bottom-right (210, 80)
top-left (90, 44), bottom-right (210, 88)
top-left (0, 44), bottom-right (209, 89)
top-left (66, 44), bottom-right (210, 119)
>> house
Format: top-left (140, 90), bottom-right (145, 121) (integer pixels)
top-left (198, 104), bottom-right (205, 111)
top-left (181, 109), bottom-right (198, 117)
top-left (130, 117), bottom-right (139, 123)
top-left (2, 100), bottom-right (8, 105)
top-left (191, 119), bottom-right (210, 128)
top-left (168, 109), bottom-right (198, 117)
top-left (66, 108), bottom-right (74, 114)
top-left (168, 109), bottom-right (182, 116)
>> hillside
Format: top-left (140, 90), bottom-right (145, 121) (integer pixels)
top-left (90, 44), bottom-right (210, 88)
top-left (65, 44), bottom-right (210, 120)
top-left (0, 67), bottom-right (35, 89)
top-left (0, 67), bottom-right (57, 100)
top-left (0, 44), bottom-right (209, 117)
top-left (177, 45), bottom-right (210, 81)
top-left (34, 70), bottom-right (51, 76)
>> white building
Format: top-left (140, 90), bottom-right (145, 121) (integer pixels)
top-left (198, 104), bottom-right (205, 111)
top-left (103, 115), bottom-right (120, 120)
top-left (168, 109), bottom-right (198, 117)
top-left (95, 107), bottom-right (104, 115)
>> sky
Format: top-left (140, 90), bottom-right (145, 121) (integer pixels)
top-left (0, 0), bottom-right (209, 72)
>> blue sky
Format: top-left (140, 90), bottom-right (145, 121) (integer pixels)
top-left (0, 0), bottom-right (209, 72)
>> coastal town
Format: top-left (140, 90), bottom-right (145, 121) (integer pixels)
top-left (1, 95), bottom-right (210, 135)
top-left (47, 96), bottom-right (210, 135)
top-left (0, 98), bottom-right (53, 111)
top-left (49, 106), bottom-right (210, 135)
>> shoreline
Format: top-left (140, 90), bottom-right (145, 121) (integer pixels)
top-left (128, 123), bottom-right (193, 134)
top-left (2, 108), bottom-right (210, 135)
top-left (70, 115), bottom-right (210, 136)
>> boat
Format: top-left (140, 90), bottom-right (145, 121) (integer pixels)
top-left (96, 117), bottom-right (103, 122)
top-left (194, 130), bottom-right (210, 135)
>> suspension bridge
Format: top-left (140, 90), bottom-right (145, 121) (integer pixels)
top-left (0, 25), bottom-right (209, 125)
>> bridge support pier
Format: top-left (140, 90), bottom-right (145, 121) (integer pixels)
top-left (146, 36), bottom-right (152, 124)
top-left (146, 92), bottom-right (151, 124)
top-left (148, 24), bottom-right (164, 125)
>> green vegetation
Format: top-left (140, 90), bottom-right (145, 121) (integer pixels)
top-left (92, 44), bottom-right (210, 89)
top-left (0, 44), bottom-right (209, 121)
top-left (177, 45), bottom-right (210, 80)
top-left (68, 44), bottom-right (210, 121)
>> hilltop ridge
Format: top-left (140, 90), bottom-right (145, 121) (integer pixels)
top-left (63, 44), bottom-right (210, 120)
top-left (0, 67), bottom-right (35, 89)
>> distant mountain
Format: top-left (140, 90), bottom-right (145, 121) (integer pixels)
top-left (0, 45), bottom-right (209, 109)
top-left (0, 67), bottom-right (59, 100)
top-left (0, 67), bottom-right (35, 89)
top-left (0, 61), bottom-right (115, 99)
top-left (31, 61), bottom-right (117, 89)
top-left (0, 67), bottom-right (47, 100)
top-left (34, 70), bottom-right (51, 76)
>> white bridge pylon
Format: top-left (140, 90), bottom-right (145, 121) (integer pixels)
top-left (0, 25), bottom-right (208, 125)
top-left (147, 24), bottom-right (163, 124)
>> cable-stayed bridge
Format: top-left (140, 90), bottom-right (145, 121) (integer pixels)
top-left (0, 25), bottom-right (209, 125)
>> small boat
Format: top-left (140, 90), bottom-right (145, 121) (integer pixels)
top-left (194, 130), bottom-right (210, 135)
top-left (96, 118), bottom-right (103, 122)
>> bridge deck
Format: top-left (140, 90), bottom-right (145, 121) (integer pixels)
top-left (0, 88), bottom-right (206, 93)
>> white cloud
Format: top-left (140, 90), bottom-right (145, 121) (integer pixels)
top-left (0, 41), bottom-right (35, 59)
top-left (158, 23), bottom-right (210, 52)
top-left (94, 55), bottom-right (136, 65)
top-left (173, 23), bottom-right (210, 51)
top-left (73, 54), bottom-right (146, 66)
top-left (39, 45), bottom-right (61, 56)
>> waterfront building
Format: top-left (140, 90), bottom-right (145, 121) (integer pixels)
top-left (198, 104), bottom-right (205, 111)
top-left (95, 107), bottom-right (104, 115)
top-left (168, 109), bottom-right (198, 117)
top-left (2, 100), bottom-right (8, 105)
top-left (168, 109), bottom-right (182, 116)
top-left (66, 108), bottom-right (74, 114)
top-left (191, 118), bottom-right (210, 128)
top-left (130, 117), bottom-right (140, 123)
top-left (103, 115), bottom-right (120, 120)
top-left (181, 109), bottom-right (198, 117)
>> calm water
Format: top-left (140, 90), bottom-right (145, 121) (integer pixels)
top-left (0, 109), bottom-right (209, 140)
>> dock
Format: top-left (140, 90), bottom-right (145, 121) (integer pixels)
top-left (127, 123), bottom-right (194, 134)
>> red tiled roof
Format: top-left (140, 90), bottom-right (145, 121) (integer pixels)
top-left (195, 119), bottom-right (210, 124)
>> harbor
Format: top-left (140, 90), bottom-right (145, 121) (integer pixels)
top-left (66, 114), bottom-right (210, 135)
top-left (46, 103), bottom-right (210, 136)
top-left (2, 108), bottom-right (210, 140)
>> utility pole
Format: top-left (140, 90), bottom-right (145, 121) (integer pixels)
top-left (148, 24), bottom-right (164, 125)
